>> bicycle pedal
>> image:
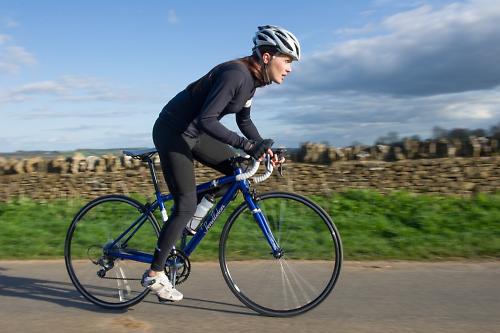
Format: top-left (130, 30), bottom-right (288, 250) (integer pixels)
top-left (142, 280), bottom-right (155, 288)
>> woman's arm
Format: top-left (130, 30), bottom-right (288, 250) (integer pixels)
top-left (197, 69), bottom-right (253, 149)
top-left (236, 106), bottom-right (263, 142)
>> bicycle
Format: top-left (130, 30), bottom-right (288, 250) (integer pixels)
top-left (64, 148), bottom-right (342, 317)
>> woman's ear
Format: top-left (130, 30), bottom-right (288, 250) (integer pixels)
top-left (261, 52), bottom-right (272, 64)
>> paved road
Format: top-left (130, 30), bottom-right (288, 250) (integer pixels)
top-left (0, 260), bottom-right (499, 333)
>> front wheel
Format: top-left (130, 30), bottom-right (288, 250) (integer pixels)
top-left (219, 192), bottom-right (342, 317)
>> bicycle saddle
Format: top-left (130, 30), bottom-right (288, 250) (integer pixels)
top-left (123, 148), bottom-right (158, 160)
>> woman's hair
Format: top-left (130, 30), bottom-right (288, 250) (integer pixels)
top-left (238, 46), bottom-right (278, 86)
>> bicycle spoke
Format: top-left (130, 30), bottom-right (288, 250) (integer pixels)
top-left (281, 259), bottom-right (317, 298)
top-left (115, 270), bottom-right (125, 302)
top-left (279, 259), bottom-right (300, 309)
top-left (280, 261), bottom-right (289, 309)
top-left (277, 199), bottom-right (287, 244)
top-left (119, 265), bottom-right (132, 297)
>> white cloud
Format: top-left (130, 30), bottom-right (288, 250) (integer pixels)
top-left (442, 103), bottom-right (494, 120)
top-left (372, 0), bottom-right (428, 9)
top-left (0, 127), bottom-right (153, 152)
top-left (290, 0), bottom-right (500, 97)
top-left (0, 34), bottom-right (10, 43)
top-left (0, 34), bottom-right (36, 74)
top-left (167, 9), bottom-right (179, 24)
top-left (4, 18), bottom-right (20, 28)
top-left (253, 85), bottom-right (500, 147)
top-left (1, 76), bottom-right (138, 104)
top-left (335, 23), bottom-right (377, 37)
top-left (11, 80), bottom-right (67, 96)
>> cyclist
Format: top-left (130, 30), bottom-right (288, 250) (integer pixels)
top-left (141, 25), bottom-right (300, 302)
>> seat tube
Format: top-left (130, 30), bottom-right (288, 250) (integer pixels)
top-left (148, 158), bottom-right (168, 223)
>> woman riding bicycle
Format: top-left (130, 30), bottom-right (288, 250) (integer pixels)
top-left (141, 25), bottom-right (301, 302)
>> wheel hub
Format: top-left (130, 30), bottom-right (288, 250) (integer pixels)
top-left (273, 248), bottom-right (285, 259)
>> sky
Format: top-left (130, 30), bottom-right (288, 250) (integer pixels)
top-left (1, 0), bottom-right (500, 152)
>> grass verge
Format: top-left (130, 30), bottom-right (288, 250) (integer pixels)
top-left (0, 190), bottom-right (498, 260)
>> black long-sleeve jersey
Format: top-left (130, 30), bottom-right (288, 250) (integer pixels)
top-left (158, 61), bottom-right (263, 149)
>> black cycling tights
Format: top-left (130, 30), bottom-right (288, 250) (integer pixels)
top-left (150, 118), bottom-right (235, 271)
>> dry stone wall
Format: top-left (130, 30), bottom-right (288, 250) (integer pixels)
top-left (295, 137), bottom-right (499, 163)
top-left (1, 154), bottom-right (499, 201)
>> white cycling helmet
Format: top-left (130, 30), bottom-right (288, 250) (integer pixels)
top-left (252, 25), bottom-right (301, 61)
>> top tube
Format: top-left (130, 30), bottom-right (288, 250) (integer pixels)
top-left (159, 167), bottom-right (243, 204)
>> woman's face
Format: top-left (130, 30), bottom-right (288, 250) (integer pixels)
top-left (263, 53), bottom-right (294, 84)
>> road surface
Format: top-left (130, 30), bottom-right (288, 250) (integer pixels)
top-left (0, 260), bottom-right (499, 333)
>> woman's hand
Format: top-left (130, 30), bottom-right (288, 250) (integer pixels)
top-left (244, 139), bottom-right (274, 160)
top-left (266, 148), bottom-right (286, 167)
top-left (243, 139), bottom-right (285, 167)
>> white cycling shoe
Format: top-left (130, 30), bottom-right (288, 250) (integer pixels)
top-left (141, 270), bottom-right (183, 302)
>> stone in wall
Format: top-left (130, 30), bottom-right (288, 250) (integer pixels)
top-left (477, 136), bottom-right (493, 156)
top-left (491, 139), bottom-right (498, 153)
top-left (86, 156), bottom-right (100, 172)
top-left (103, 155), bottom-right (122, 172)
top-left (343, 146), bottom-right (354, 161)
top-left (435, 139), bottom-right (451, 158)
top-left (355, 150), bottom-right (371, 161)
top-left (68, 153), bottom-right (87, 174)
top-left (296, 142), bottom-right (330, 164)
top-left (469, 136), bottom-right (482, 158)
top-left (47, 156), bottom-right (68, 173)
top-left (327, 147), bottom-right (342, 162)
top-left (25, 157), bottom-right (47, 173)
top-left (0, 156), bottom-right (6, 175)
top-left (5, 160), bottom-right (18, 175)
top-left (13, 159), bottom-right (26, 174)
top-left (388, 146), bottom-right (405, 161)
top-left (369, 145), bottom-right (390, 161)
top-left (121, 155), bottom-right (133, 169)
top-left (403, 138), bottom-right (420, 159)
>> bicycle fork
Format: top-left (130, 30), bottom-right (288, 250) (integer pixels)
top-left (243, 190), bottom-right (284, 259)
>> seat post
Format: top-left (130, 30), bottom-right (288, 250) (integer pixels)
top-left (146, 158), bottom-right (162, 195)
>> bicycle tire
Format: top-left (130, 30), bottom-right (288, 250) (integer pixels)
top-left (219, 191), bottom-right (342, 317)
top-left (64, 195), bottom-right (160, 309)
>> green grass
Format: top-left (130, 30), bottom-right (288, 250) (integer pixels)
top-left (313, 190), bottom-right (500, 260)
top-left (0, 190), bottom-right (499, 260)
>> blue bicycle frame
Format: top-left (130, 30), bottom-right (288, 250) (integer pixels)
top-left (104, 163), bottom-right (282, 264)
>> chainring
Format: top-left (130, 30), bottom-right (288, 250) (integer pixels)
top-left (164, 249), bottom-right (191, 285)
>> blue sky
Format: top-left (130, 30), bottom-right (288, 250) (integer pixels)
top-left (1, 0), bottom-right (499, 152)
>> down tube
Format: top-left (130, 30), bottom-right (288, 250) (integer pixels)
top-left (182, 182), bottom-right (240, 256)
top-left (241, 185), bottom-right (281, 255)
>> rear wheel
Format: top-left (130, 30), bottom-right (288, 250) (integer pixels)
top-left (219, 192), bottom-right (342, 317)
top-left (64, 195), bottom-right (160, 308)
